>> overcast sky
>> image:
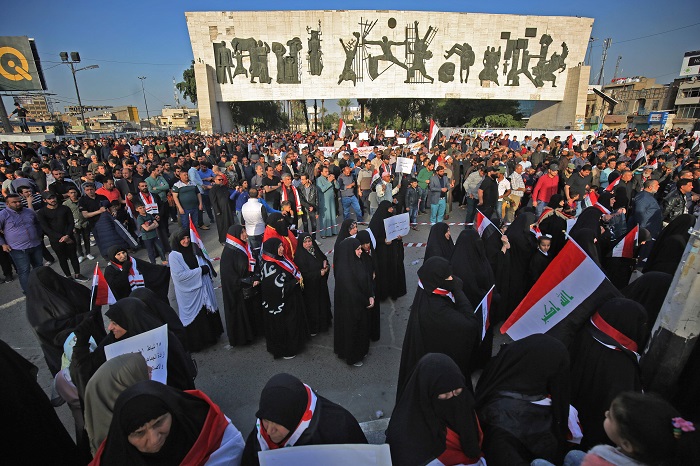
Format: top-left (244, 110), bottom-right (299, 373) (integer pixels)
top-left (2, 0), bottom-right (698, 118)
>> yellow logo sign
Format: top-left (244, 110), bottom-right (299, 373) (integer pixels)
top-left (0, 46), bottom-right (32, 82)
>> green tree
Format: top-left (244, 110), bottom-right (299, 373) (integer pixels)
top-left (338, 98), bottom-right (352, 120)
top-left (434, 99), bottom-right (522, 127)
top-left (176, 60), bottom-right (197, 104)
top-left (229, 101), bottom-right (288, 131)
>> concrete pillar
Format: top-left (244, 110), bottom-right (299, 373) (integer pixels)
top-left (527, 65), bottom-right (590, 130)
top-left (194, 63), bottom-right (218, 134)
top-left (641, 215), bottom-right (700, 397)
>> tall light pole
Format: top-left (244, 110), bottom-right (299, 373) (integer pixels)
top-left (138, 76), bottom-right (151, 131)
top-left (60, 52), bottom-right (99, 136)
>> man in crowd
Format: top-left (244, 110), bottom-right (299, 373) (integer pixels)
top-left (0, 194), bottom-right (43, 293)
top-left (532, 163), bottom-right (560, 216)
top-left (37, 192), bottom-right (86, 281)
top-left (172, 170), bottom-right (204, 230)
top-left (338, 164), bottom-right (363, 221)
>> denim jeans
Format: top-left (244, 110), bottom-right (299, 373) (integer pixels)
top-left (201, 194), bottom-right (214, 222)
top-left (418, 186), bottom-right (429, 212)
top-left (9, 244), bottom-right (43, 293)
top-left (341, 195), bottom-right (363, 220)
top-left (143, 237), bottom-right (166, 263)
top-left (409, 206), bottom-right (418, 225)
top-left (248, 234), bottom-right (263, 262)
top-left (430, 198), bottom-right (446, 224)
top-left (535, 200), bottom-right (546, 217)
top-left (180, 209), bottom-right (198, 230)
top-left (531, 449), bottom-right (586, 466)
top-left (465, 196), bottom-right (478, 226)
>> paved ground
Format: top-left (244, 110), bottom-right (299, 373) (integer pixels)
top-left (0, 208), bottom-right (480, 441)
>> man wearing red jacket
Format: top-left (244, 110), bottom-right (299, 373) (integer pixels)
top-left (532, 163), bottom-right (560, 216)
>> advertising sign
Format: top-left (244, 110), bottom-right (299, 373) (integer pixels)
top-left (0, 36), bottom-right (47, 91)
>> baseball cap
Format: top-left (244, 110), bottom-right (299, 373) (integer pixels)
top-left (567, 163), bottom-right (575, 170)
top-left (549, 163), bottom-right (559, 171)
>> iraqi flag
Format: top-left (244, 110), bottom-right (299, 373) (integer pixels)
top-left (582, 190), bottom-right (598, 209)
top-left (612, 225), bottom-right (639, 258)
top-left (631, 145), bottom-right (647, 170)
top-left (338, 118), bottom-right (350, 138)
top-left (605, 176), bottom-right (621, 193)
top-left (428, 119), bottom-right (440, 150)
top-left (476, 285), bottom-right (495, 340)
top-left (501, 238), bottom-right (621, 345)
top-left (189, 215), bottom-right (211, 261)
top-left (475, 210), bottom-right (497, 237)
top-left (91, 263), bottom-right (116, 306)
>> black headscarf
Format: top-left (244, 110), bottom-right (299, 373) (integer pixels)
top-left (266, 212), bottom-right (289, 237)
top-left (296, 232), bottom-right (325, 263)
top-left (424, 222), bottom-right (454, 261)
top-left (105, 245), bottom-right (171, 302)
top-left (569, 207), bottom-right (603, 239)
top-left (108, 245), bottom-right (129, 264)
top-left (475, 334), bottom-right (571, 439)
top-left (105, 298), bottom-right (164, 338)
top-left (622, 271), bottom-right (673, 330)
top-left (643, 214), bottom-right (695, 274)
top-left (597, 192), bottom-right (614, 212)
top-left (334, 219), bottom-right (357, 249)
top-left (26, 266), bottom-right (102, 376)
top-left (368, 200), bottom-right (394, 243)
top-left (387, 353), bottom-right (482, 465)
top-left (450, 229), bottom-right (495, 307)
top-left (570, 298), bottom-right (647, 449)
top-left (170, 229), bottom-right (198, 270)
top-left (417, 256), bottom-right (454, 293)
top-left (613, 185), bottom-right (629, 209)
top-left (98, 380), bottom-right (209, 465)
top-left (503, 212), bottom-right (537, 316)
top-left (255, 373), bottom-right (308, 432)
top-left (262, 237), bottom-right (283, 258)
top-left (547, 194), bottom-right (564, 209)
top-left (355, 229), bottom-right (372, 247)
top-left (129, 288), bottom-right (188, 351)
top-left (570, 228), bottom-right (602, 267)
top-left (225, 224), bottom-right (246, 245)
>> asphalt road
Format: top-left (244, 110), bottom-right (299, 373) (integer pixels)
top-left (0, 208), bottom-right (477, 441)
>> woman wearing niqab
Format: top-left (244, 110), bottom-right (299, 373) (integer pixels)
top-left (368, 200), bottom-right (407, 301)
top-left (535, 194), bottom-right (571, 258)
top-left (503, 212), bottom-right (537, 318)
top-left (26, 266), bottom-right (105, 376)
top-left (387, 353), bottom-right (484, 466)
top-left (569, 298), bottom-right (647, 450)
top-left (220, 224), bottom-right (263, 347)
top-left (333, 237), bottom-right (374, 366)
top-left (260, 238), bottom-right (308, 359)
top-left (104, 245), bottom-right (170, 302)
top-left (240, 373), bottom-right (367, 466)
top-left (169, 229), bottom-right (223, 352)
top-left (475, 334), bottom-right (571, 466)
top-left (643, 213), bottom-right (695, 274)
top-left (396, 257), bottom-right (479, 401)
top-left (424, 222), bottom-right (454, 260)
top-left (622, 271), bottom-right (672, 329)
top-left (570, 228), bottom-right (602, 267)
top-left (262, 212), bottom-right (298, 261)
top-left (357, 229), bottom-right (381, 341)
top-left (294, 232), bottom-right (332, 336)
top-left (90, 380), bottom-right (245, 465)
top-left (84, 353), bottom-right (150, 455)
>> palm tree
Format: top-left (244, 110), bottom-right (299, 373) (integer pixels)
top-left (338, 98), bottom-right (352, 121)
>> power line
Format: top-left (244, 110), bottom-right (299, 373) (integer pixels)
top-left (590, 21), bottom-right (700, 48)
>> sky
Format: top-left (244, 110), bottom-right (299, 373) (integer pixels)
top-left (2, 0), bottom-right (699, 119)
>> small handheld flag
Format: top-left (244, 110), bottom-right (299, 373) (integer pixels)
top-left (605, 176), bottom-right (621, 193)
top-left (611, 225), bottom-right (639, 258)
top-left (91, 263), bottom-right (116, 306)
top-left (475, 210), bottom-right (497, 237)
top-left (338, 118), bottom-right (349, 138)
top-left (189, 215), bottom-right (211, 260)
top-left (428, 119), bottom-right (440, 150)
top-left (475, 285), bottom-right (495, 340)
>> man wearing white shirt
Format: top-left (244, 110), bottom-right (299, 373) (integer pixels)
top-left (506, 164), bottom-right (526, 223)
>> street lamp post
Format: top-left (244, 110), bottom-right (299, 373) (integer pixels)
top-left (59, 52), bottom-right (98, 137)
top-left (138, 76), bottom-right (151, 133)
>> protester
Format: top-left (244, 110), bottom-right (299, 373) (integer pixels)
top-left (241, 188), bottom-right (267, 255)
top-left (262, 212), bottom-right (297, 260)
top-left (104, 246), bottom-right (170, 302)
top-left (424, 222), bottom-right (454, 261)
top-left (168, 230), bottom-right (223, 352)
top-left (316, 166), bottom-right (339, 238)
top-left (368, 201), bottom-right (407, 301)
top-left (37, 191), bottom-right (87, 280)
top-left (387, 353), bottom-right (484, 466)
top-left (91, 380), bottom-right (245, 465)
top-left (84, 353), bottom-right (150, 455)
top-left (294, 232), bottom-right (332, 337)
top-left (333, 218), bottom-right (358, 266)
top-left (210, 173), bottom-right (237, 243)
top-left (220, 224), bottom-right (263, 347)
top-left (240, 373), bottom-right (367, 465)
top-left (0, 193), bottom-right (44, 292)
top-left (643, 214), bottom-right (695, 274)
top-left (129, 287), bottom-right (188, 349)
top-left (260, 238), bottom-right (308, 359)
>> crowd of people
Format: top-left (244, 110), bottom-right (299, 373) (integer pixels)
top-left (2, 126), bottom-right (700, 465)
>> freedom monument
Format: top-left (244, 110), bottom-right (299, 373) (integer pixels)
top-left (185, 10), bottom-right (593, 133)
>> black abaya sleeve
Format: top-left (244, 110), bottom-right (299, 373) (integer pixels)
top-left (103, 264), bottom-right (132, 300)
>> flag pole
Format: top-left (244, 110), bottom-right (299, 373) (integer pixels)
top-left (89, 262), bottom-right (98, 313)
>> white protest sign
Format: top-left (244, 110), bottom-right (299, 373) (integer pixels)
top-left (318, 146), bottom-right (337, 157)
top-left (384, 212), bottom-right (411, 242)
top-left (104, 324), bottom-right (169, 384)
top-left (395, 156), bottom-right (415, 174)
top-left (334, 140), bottom-right (345, 148)
top-left (259, 444), bottom-right (392, 466)
top-left (298, 143), bottom-right (308, 151)
top-left (397, 137), bottom-right (407, 145)
top-left (358, 132), bottom-right (369, 140)
top-left (385, 129), bottom-right (395, 137)
top-left (348, 142), bottom-right (357, 151)
top-left (356, 146), bottom-right (376, 157)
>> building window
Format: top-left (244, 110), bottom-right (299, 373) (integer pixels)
top-left (651, 100), bottom-right (659, 111)
top-left (682, 88), bottom-right (700, 98)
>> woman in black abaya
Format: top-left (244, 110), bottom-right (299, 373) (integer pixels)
top-left (220, 224), bottom-right (263, 347)
top-left (475, 334), bottom-right (571, 466)
top-left (503, 212), bottom-right (537, 318)
top-left (357, 229), bottom-right (381, 342)
top-left (535, 194), bottom-right (570, 258)
top-left (396, 257), bottom-right (479, 401)
top-left (622, 271), bottom-right (672, 330)
top-left (129, 287), bottom-right (188, 351)
top-left (368, 200), bottom-right (407, 301)
top-left (333, 219), bottom-right (358, 266)
top-left (260, 238), bottom-right (308, 359)
top-left (334, 237), bottom-right (374, 366)
top-left (424, 222), bottom-right (454, 260)
top-left (295, 232), bottom-right (332, 336)
top-left (387, 353), bottom-right (484, 466)
top-left (569, 298), bottom-right (647, 450)
top-left (104, 246), bottom-right (170, 302)
top-left (26, 266), bottom-right (105, 376)
top-left (568, 206), bottom-right (603, 239)
top-left (643, 214), bottom-right (695, 274)
top-left (570, 228), bottom-right (602, 267)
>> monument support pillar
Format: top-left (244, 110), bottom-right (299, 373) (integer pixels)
top-left (195, 63), bottom-right (218, 134)
top-left (527, 65), bottom-right (590, 130)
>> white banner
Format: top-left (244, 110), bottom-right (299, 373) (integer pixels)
top-left (358, 132), bottom-right (369, 140)
top-left (395, 156), bottom-right (415, 174)
top-left (397, 137), bottom-right (407, 145)
top-left (384, 212), bottom-right (411, 241)
top-left (385, 129), bottom-right (395, 137)
top-left (104, 324), bottom-right (169, 384)
top-left (259, 444), bottom-right (392, 466)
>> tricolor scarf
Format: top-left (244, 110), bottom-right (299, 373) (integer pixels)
top-left (281, 185), bottom-right (303, 215)
top-left (138, 191), bottom-right (159, 215)
top-left (225, 234), bottom-right (255, 272)
top-left (417, 279), bottom-right (455, 303)
top-left (589, 312), bottom-right (640, 362)
top-left (110, 257), bottom-right (145, 290)
top-left (262, 252), bottom-right (302, 282)
top-left (255, 384), bottom-right (317, 451)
